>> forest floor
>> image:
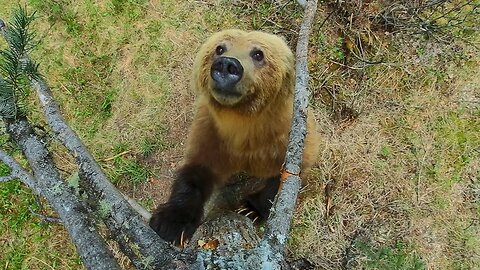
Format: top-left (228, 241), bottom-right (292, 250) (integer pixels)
top-left (0, 0), bottom-right (479, 269)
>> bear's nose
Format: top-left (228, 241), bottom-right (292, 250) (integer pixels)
top-left (210, 57), bottom-right (244, 93)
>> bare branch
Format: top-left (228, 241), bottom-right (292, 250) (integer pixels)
top-left (121, 192), bottom-right (152, 221)
top-left (262, 0), bottom-right (318, 255)
top-left (0, 149), bottom-right (36, 189)
top-left (282, 0), bottom-right (318, 176)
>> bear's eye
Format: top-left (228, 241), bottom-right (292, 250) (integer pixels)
top-left (251, 49), bottom-right (264, 62)
top-left (215, 45), bottom-right (226, 55)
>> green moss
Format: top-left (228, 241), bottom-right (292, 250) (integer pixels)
top-left (98, 200), bottom-right (113, 218)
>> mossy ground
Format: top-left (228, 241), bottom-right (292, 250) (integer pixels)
top-left (1, 1), bottom-right (479, 269)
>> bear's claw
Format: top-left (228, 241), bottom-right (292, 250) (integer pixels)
top-left (149, 203), bottom-right (201, 247)
top-left (236, 204), bottom-right (261, 224)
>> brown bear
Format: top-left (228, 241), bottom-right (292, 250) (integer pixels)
top-left (149, 29), bottom-right (320, 244)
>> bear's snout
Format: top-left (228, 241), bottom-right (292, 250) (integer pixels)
top-left (210, 57), bottom-right (243, 94)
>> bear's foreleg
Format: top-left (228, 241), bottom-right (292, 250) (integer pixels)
top-left (242, 175), bottom-right (280, 222)
top-left (149, 164), bottom-right (216, 244)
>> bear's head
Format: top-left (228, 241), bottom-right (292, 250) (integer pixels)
top-left (192, 29), bottom-right (295, 114)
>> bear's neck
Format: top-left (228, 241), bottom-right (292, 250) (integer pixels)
top-left (207, 94), bottom-right (294, 153)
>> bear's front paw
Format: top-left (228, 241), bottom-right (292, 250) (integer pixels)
top-left (149, 204), bottom-right (201, 246)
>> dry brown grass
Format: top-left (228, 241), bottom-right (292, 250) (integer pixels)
top-left (290, 34), bottom-right (480, 268)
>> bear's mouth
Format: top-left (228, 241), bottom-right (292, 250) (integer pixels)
top-left (210, 88), bottom-right (244, 106)
top-left (213, 88), bottom-right (242, 97)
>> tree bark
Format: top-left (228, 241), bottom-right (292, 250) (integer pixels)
top-left (4, 117), bottom-right (121, 270)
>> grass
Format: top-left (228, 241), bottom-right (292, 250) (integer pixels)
top-left (0, 166), bottom-right (81, 269)
top-left (353, 240), bottom-right (425, 270)
top-left (1, 0), bottom-right (479, 269)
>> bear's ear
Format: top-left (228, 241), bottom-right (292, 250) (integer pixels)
top-left (278, 34), bottom-right (288, 44)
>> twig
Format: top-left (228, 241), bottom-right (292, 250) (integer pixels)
top-left (102, 150), bottom-right (131, 162)
top-left (27, 257), bottom-right (55, 270)
top-left (29, 207), bottom-right (63, 224)
top-left (0, 174), bottom-right (16, 182)
top-left (29, 192), bottom-right (63, 224)
top-left (329, 60), bottom-right (366, 70)
top-left (319, 9), bottom-right (335, 29)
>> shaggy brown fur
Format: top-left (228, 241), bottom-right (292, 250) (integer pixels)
top-left (150, 29), bottom-right (320, 244)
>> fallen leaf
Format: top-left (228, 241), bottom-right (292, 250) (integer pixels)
top-left (199, 239), bottom-right (220, 250)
